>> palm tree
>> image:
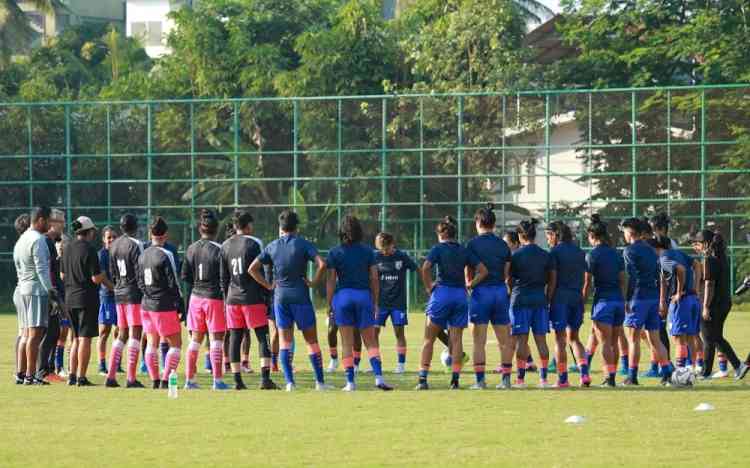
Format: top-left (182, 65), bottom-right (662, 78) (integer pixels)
top-left (392, 0), bottom-right (555, 24)
top-left (0, 0), bottom-right (58, 67)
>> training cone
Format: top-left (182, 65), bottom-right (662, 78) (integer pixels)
top-left (565, 415), bottom-right (585, 424)
top-left (694, 403), bottom-right (715, 412)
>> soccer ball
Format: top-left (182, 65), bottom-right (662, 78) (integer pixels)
top-left (440, 349), bottom-right (452, 367)
top-left (671, 367), bottom-right (696, 387)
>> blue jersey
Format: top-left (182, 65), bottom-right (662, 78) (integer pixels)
top-left (98, 248), bottom-right (114, 300)
top-left (586, 244), bottom-right (624, 302)
top-left (326, 243), bottom-right (375, 291)
top-left (550, 241), bottom-right (585, 304)
top-left (623, 240), bottom-right (659, 300)
top-left (258, 234), bottom-right (318, 305)
top-left (465, 233), bottom-right (511, 287)
top-left (509, 244), bottom-right (553, 308)
top-left (426, 241), bottom-right (474, 288)
top-left (659, 249), bottom-right (695, 297)
top-left (375, 249), bottom-right (417, 310)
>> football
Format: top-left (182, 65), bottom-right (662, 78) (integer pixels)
top-left (671, 367), bottom-right (697, 387)
top-left (440, 349), bottom-right (452, 367)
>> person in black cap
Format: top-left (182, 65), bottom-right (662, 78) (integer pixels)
top-left (691, 229), bottom-right (747, 379)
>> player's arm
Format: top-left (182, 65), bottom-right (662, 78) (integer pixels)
top-left (546, 269), bottom-right (557, 306)
top-left (618, 271), bottom-right (628, 305)
top-left (504, 261), bottom-right (512, 295)
top-left (582, 272), bottom-right (592, 300)
top-left (672, 264), bottom-right (686, 303)
top-left (465, 265), bottom-right (474, 287)
top-left (420, 260), bottom-right (434, 295)
top-left (692, 259), bottom-right (701, 296)
top-left (702, 259), bottom-right (714, 321)
top-left (308, 255), bottom-right (327, 288)
top-left (468, 262), bottom-right (488, 290)
top-left (369, 265), bottom-right (379, 314)
top-left (249, 257), bottom-right (273, 291)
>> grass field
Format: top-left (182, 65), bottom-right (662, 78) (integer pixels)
top-left (2, 308), bottom-right (750, 467)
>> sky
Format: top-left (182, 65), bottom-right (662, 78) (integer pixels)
top-left (540, 0), bottom-right (561, 13)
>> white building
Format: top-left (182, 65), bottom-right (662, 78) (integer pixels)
top-left (126, 0), bottom-right (196, 57)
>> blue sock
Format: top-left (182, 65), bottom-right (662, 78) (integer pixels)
top-left (628, 366), bottom-right (638, 382)
top-left (369, 356), bottom-right (383, 377)
top-left (451, 371), bottom-right (460, 382)
top-left (398, 353), bottom-right (406, 364)
top-left (649, 361), bottom-right (659, 373)
top-left (204, 353), bottom-right (212, 370)
top-left (272, 352), bottom-right (278, 368)
top-left (526, 355), bottom-right (534, 364)
top-left (580, 363), bottom-right (590, 377)
top-left (660, 363), bottom-right (673, 378)
top-left (620, 355), bottom-right (628, 372)
top-left (585, 351), bottom-right (593, 367)
top-left (279, 348), bottom-right (294, 384)
top-left (418, 369), bottom-right (428, 383)
top-left (354, 355), bottom-right (361, 367)
top-left (160, 342), bottom-right (169, 367)
top-left (309, 352), bottom-right (324, 384)
top-left (346, 366), bottom-right (355, 384)
top-left (686, 347), bottom-right (692, 366)
top-left (540, 366), bottom-right (548, 380)
top-left (518, 366), bottom-right (527, 381)
top-left (55, 345), bottom-right (64, 370)
top-left (719, 359), bottom-right (728, 372)
top-left (475, 371), bottom-right (485, 383)
top-left (559, 371), bottom-right (568, 384)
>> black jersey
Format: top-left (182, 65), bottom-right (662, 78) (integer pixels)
top-left (182, 239), bottom-right (223, 300)
top-left (220, 235), bottom-right (266, 305)
top-left (138, 245), bottom-right (182, 312)
top-left (109, 235), bottom-right (144, 305)
top-left (374, 249), bottom-right (417, 311)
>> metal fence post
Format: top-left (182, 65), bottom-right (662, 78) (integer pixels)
top-left (631, 91), bottom-right (637, 217)
top-left (146, 103), bottom-right (153, 220)
top-left (293, 100), bottom-right (299, 208)
top-left (457, 95), bottom-right (464, 239)
top-left (65, 104), bottom-right (72, 225)
top-left (700, 90), bottom-right (706, 228)
top-left (233, 101), bottom-right (240, 208)
top-left (545, 94), bottom-right (551, 223)
top-left (381, 97), bottom-right (388, 231)
top-left (190, 102), bottom-right (196, 244)
top-left (26, 107), bottom-right (33, 209)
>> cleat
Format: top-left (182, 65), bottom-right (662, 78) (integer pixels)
top-left (98, 364), bottom-right (108, 376)
top-left (512, 380), bottom-right (527, 389)
top-left (315, 382), bottom-right (334, 391)
top-left (711, 370), bottom-right (729, 379)
top-left (580, 375), bottom-right (592, 387)
top-left (235, 381), bottom-right (248, 390)
top-left (660, 375), bottom-right (671, 386)
top-left (126, 380), bottom-right (145, 388)
top-left (394, 363), bottom-right (406, 374)
top-left (342, 382), bottom-right (356, 392)
top-left (32, 377), bottom-right (51, 385)
top-left (105, 379), bottom-right (120, 388)
top-left (326, 358), bottom-right (339, 373)
top-left (76, 377), bottom-right (95, 387)
top-left (212, 381), bottom-right (230, 391)
top-left (415, 381), bottom-right (429, 391)
top-left (470, 381), bottom-right (487, 390)
top-left (496, 376), bottom-right (512, 390)
top-left (568, 364), bottom-right (580, 374)
top-left (619, 378), bottom-right (639, 387)
top-left (285, 383), bottom-right (296, 392)
top-left (152, 380), bottom-right (161, 390)
top-left (449, 381), bottom-right (460, 390)
top-left (553, 381), bottom-right (571, 389)
top-left (184, 381), bottom-right (200, 390)
top-left (160, 380), bottom-right (169, 389)
top-left (537, 379), bottom-right (550, 389)
top-left (68, 375), bottom-right (77, 386)
top-left (376, 382), bottom-right (394, 391)
top-left (15, 375), bottom-right (24, 385)
top-left (259, 380), bottom-right (280, 390)
top-left (736, 363), bottom-right (750, 381)
top-left (640, 369), bottom-right (660, 378)
top-left (600, 378), bottom-right (616, 388)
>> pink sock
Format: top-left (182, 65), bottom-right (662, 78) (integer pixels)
top-left (107, 340), bottom-right (124, 380)
top-left (145, 345), bottom-right (159, 382)
top-left (162, 347), bottom-right (181, 381)
top-left (186, 341), bottom-right (200, 381)
top-left (126, 339), bottom-right (140, 383)
top-left (210, 340), bottom-right (224, 380)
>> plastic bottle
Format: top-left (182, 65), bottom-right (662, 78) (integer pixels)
top-left (168, 369), bottom-right (178, 399)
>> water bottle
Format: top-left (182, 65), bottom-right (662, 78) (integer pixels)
top-left (168, 370), bottom-right (178, 399)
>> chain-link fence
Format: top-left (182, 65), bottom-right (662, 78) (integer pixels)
top-left (2, 84), bottom-right (749, 307)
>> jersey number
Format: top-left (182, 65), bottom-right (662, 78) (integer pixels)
top-left (231, 258), bottom-right (243, 276)
top-left (144, 268), bottom-right (153, 286)
top-left (198, 264), bottom-right (204, 281)
top-left (117, 259), bottom-right (127, 276)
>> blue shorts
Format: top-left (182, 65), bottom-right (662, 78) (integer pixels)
top-left (426, 286), bottom-right (468, 329)
top-left (60, 318), bottom-right (71, 327)
top-left (669, 295), bottom-right (700, 336)
top-left (550, 300), bottom-right (584, 332)
top-left (469, 285), bottom-right (510, 326)
top-left (591, 301), bottom-right (625, 327)
top-left (274, 303), bottom-right (316, 331)
top-left (377, 308), bottom-right (408, 327)
top-left (333, 289), bottom-right (376, 329)
top-left (625, 299), bottom-right (661, 331)
top-left (510, 306), bottom-right (549, 336)
top-left (98, 298), bottom-right (117, 326)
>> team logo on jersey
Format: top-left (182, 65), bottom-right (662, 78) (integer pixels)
top-left (395, 261), bottom-right (403, 270)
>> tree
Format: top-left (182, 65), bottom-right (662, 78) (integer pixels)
top-left (0, 0), bottom-right (59, 67)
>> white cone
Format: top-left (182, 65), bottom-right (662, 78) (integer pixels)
top-left (565, 415), bottom-right (586, 424)
top-left (694, 403), bottom-right (715, 412)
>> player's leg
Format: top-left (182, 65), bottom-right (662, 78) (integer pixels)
top-left (98, 323), bottom-right (112, 375)
top-left (326, 308), bottom-right (339, 372)
top-left (297, 304), bottom-right (327, 390)
top-left (37, 311), bottom-right (60, 380)
top-left (393, 321), bottom-right (407, 373)
top-left (585, 327), bottom-right (598, 368)
top-left (623, 325), bottom-right (641, 385)
top-left (269, 316), bottom-right (279, 372)
top-left (593, 321), bottom-right (616, 387)
top-left (549, 303), bottom-right (568, 388)
top-left (513, 333), bottom-right (530, 387)
top-left (568, 327), bottom-right (590, 386)
top-left (241, 329), bottom-right (252, 373)
top-left (361, 325), bottom-right (392, 391)
top-left (185, 330), bottom-right (204, 389)
top-left (471, 323), bottom-right (488, 389)
top-left (532, 335), bottom-right (550, 387)
top-left (17, 329), bottom-right (28, 383)
top-left (253, 322), bottom-right (278, 390)
top-left (353, 327), bottom-right (363, 371)
top-left (416, 319), bottom-right (442, 390)
top-left (340, 325), bottom-right (356, 389)
top-left (158, 311), bottom-right (183, 387)
top-left (55, 321), bottom-right (69, 376)
top-left (492, 323), bottom-right (513, 389)
top-left (205, 299), bottom-right (228, 390)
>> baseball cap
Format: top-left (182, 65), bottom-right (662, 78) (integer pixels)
top-left (74, 216), bottom-right (97, 234)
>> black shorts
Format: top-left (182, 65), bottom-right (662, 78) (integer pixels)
top-left (69, 303), bottom-right (100, 338)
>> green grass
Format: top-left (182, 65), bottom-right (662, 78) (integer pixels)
top-left (2, 309), bottom-right (750, 467)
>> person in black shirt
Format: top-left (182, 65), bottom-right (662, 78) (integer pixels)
top-left (692, 230), bottom-right (743, 379)
top-left (138, 217), bottom-right (184, 389)
top-left (61, 216), bottom-right (111, 386)
top-left (221, 210), bottom-right (279, 390)
top-left (182, 210), bottom-right (230, 391)
top-left (373, 232), bottom-right (417, 374)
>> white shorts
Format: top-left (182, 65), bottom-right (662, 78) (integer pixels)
top-left (17, 294), bottom-right (49, 329)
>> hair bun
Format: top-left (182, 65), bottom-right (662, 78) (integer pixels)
top-left (443, 216), bottom-right (457, 226)
top-left (485, 202), bottom-right (494, 211)
top-left (530, 218), bottom-right (539, 226)
top-left (590, 213), bottom-right (601, 224)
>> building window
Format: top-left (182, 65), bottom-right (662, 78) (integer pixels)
top-left (131, 21), bottom-right (163, 47)
top-left (526, 158), bottom-right (536, 194)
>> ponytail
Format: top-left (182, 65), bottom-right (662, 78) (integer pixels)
top-left (436, 216), bottom-right (458, 239)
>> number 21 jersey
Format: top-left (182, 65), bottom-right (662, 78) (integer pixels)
top-left (220, 235), bottom-right (265, 305)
